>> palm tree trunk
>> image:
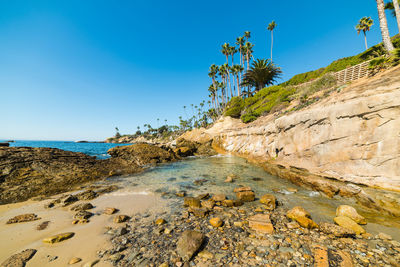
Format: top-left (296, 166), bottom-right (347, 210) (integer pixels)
top-left (227, 73), bottom-right (233, 99)
top-left (246, 53), bottom-right (250, 70)
top-left (364, 32), bottom-right (368, 50)
top-left (393, 0), bottom-right (400, 33)
top-left (376, 0), bottom-right (395, 52)
top-left (271, 30), bottom-right (274, 61)
top-left (236, 74), bottom-right (240, 97)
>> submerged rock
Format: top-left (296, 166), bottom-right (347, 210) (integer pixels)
top-left (184, 197), bottom-right (201, 208)
top-left (259, 194), bottom-right (276, 210)
top-left (234, 187), bottom-right (255, 202)
top-left (176, 230), bottom-right (204, 261)
top-left (114, 215), bottom-right (130, 223)
top-left (333, 216), bottom-right (366, 235)
top-left (336, 205), bottom-right (366, 225)
top-left (104, 207), bottom-right (118, 215)
top-left (68, 257), bottom-right (82, 264)
top-left (287, 206), bottom-right (318, 229)
top-left (1, 249), bottom-right (37, 267)
top-left (6, 213), bottom-right (40, 224)
top-left (248, 214), bottom-right (274, 234)
top-left (70, 202), bottom-right (94, 211)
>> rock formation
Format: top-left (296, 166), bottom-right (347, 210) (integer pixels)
top-left (0, 143), bottom-right (177, 204)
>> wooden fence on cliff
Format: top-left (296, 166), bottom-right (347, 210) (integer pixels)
top-left (295, 60), bottom-right (372, 88)
top-left (333, 60), bottom-right (371, 84)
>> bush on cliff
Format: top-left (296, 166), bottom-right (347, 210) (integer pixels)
top-left (224, 97), bottom-right (244, 118)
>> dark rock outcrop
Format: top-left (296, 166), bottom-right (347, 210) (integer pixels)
top-left (0, 143), bottom-right (176, 204)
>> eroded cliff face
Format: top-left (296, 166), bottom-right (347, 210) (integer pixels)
top-left (207, 66), bottom-right (400, 192)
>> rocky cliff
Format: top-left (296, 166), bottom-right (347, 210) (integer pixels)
top-left (178, 66), bottom-right (400, 215)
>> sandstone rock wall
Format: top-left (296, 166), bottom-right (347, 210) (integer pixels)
top-left (208, 66), bottom-right (400, 192)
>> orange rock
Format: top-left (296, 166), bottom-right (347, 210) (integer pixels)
top-left (313, 245), bottom-right (328, 267)
top-left (248, 214), bottom-right (274, 234)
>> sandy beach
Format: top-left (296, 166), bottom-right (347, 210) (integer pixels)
top-left (0, 189), bottom-right (167, 266)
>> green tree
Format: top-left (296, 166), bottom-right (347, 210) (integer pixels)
top-left (241, 59), bottom-right (282, 92)
top-left (356, 17), bottom-right (374, 50)
top-left (243, 42), bottom-right (254, 70)
top-left (385, 0), bottom-right (400, 32)
top-left (115, 127), bottom-right (121, 138)
top-left (267, 21), bottom-right (277, 61)
top-left (376, 0), bottom-right (395, 52)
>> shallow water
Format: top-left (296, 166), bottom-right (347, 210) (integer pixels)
top-left (107, 155), bottom-right (400, 241)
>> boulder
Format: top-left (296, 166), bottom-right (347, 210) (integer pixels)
top-left (287, 206), bottom-right (318, 229)
top-left (212, 194), bottom-right (226, 202)
top-left (259, 194), bottom-right (276, 210)
top-left (201, 199), bottom-right (215, 210)
top-left (1, 249), bottom-right (37, 267)
top-left (6, 213), bottom-right (40, 224)
top-left (43, 232), bottom-right (74, 243)
top-left (234, 187), bottom-right (255, 202)
top-left (104, 207), bottom-right (118, 215)
top-left (70, 202), bottom-right (94, 211)
top-left (184, 197), bottom-right (201, 208)
top-left (209, 217), bottom-right (223, 227)
top-left (333, 216), bottom-right (366, 235)
top-left (319, 222), bottom-right (355, 237)
top-left (73, 210), bottom-right (93, 220)
top-left (336, 205), bottom-right (366, 225)
top-left (114, 215), bottom-right (130, 223)
top-left (176, 230), bottom-right (205, 261)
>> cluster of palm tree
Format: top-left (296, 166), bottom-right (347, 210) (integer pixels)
top-left (207, 26), bottom-right (282, 115)
top-left (357, 0), bottom-right (400, 52)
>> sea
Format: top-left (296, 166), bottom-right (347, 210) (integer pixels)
top-left (1, 140), bottom-right (129, 159)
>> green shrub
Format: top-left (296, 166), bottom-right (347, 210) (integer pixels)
top-left (224, 96), bottom-right (244, 118)
top-left (241, 112), bottom-right (258, 123)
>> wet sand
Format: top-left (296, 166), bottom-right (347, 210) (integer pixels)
top-left (0, 190), bottom-right (167, 266)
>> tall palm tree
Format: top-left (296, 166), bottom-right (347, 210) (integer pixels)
top-left (217, 81), bottom-right (226, 105)
top-left (208, 64), bottom-right (219, 93)
top-left (241, 59), bottom-right (282, 92)
top-left (236, 36), bottom-right (245, 66)
top-left (356, 17), bottom-right (374, 50)
top-left (222, 63), bottom-right (233, 98)
top-left (243, 42), bottom-right (254, 70)
top-left (267, 21), bottom-right (277, 61)
top-left (376, 0), bottom-right (395, 52)
top-left (385, 0), bottom-right (400, 32)
top-left (221, 43), bottom-right (231, 64)
top-left (231, 64), bottom-right (245, 97)
top-left (229, 46), bottom-right (237, 66)
top-left (208, 84), bottom-right (218, 111)
top-left (244, 31), bottom-right (251, 41)
top-left (218, 65), bottom-right (228, 103)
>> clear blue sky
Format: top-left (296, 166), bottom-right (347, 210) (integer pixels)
top-left (1, 0), bottom-right (399, 141)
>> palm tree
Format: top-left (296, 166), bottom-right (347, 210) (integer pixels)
top-left (221, 43), bottom-right (231, 64)
top-left (267, 21), bottom-right (277, 61)
top-left (208, 64), bottom-right (219, 93)
top-left (217, 81), bottom-right (226, 105)
top-left (208, 85), bottom-right (217, 110)
top-left (231, 64), bottom-right (245, 97)
top-left (241, 59), bottom-right (282, 92)
top-left (222, 63), bottom-right (233, 98)
top-left (243, 42), bottom-right (254, 70)
top-left (376, 0), bottom-right (395, 52)
top-left (244, 31), bottom-right (251, 41)
top-left (229, 46), bottom-right (238, 66)
top-left (356, 17), bottom-right (374, 50)
top-left (385, 0), bottom-right (400, 32)
top-left (236, 36), bottom-right (245, 66)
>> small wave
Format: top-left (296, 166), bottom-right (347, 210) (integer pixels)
top-left (308, 191), bottom-right (320, 197)
top-left (107, 190), bottom-right (151, 196)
